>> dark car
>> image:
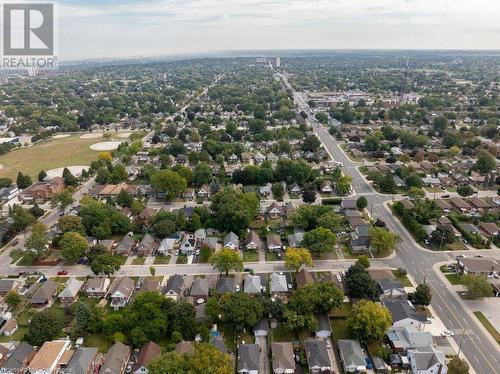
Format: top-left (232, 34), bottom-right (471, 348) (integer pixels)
top-left (11, 239), bottom-right (19, 247)
top-left (57, 270), bottom-right (68, 276)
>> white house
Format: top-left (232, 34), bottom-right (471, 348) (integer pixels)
top-left (407, 345), bottom-right (447, 374)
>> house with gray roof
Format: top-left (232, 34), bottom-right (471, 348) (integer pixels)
top-left (244, 274), bottom-right (261, 294)
top-left (253, 318), bottom-right (268, 337)
top-left (271, 342), bottom-right (295, 374)
top-left (270, 273), bottom-right (288, 296)
top-left (337, 339), bottom-right (366, 373)
top-left (382, 299), bottom-right (427, 328)
top-left (30, 279), bottom-right (58, 306)
top-left (0, 342), bottom-right (35, 374)
top-left (165, 275), bottom-right (184, 300)
top-left (237, 344), bottom-right (259, 374)
top-left (387, 325), bottom-right (433, 354)
top-left (190, 277), bottom-right (209, 299)
top-left (377, 278), bottom-right (406, 299)
top-left (137, 234), bottom-right (158, 256)
top-left (217, 276), bottom-right (235, 294)
top-left (315, 314), bottom-right (332, 338)
top-left (304, 339), bottom-right (331, 374)
top-left (58, 278), bottom-right (84, 304)
top-left (116, 232), bottom-right (135, 255)
top-left (108, 277), bottom-right (134, 310)
top-left (0, 279), bottom-right (20, 296)
top-left (100, 342), bottom-right (130, 374)
top-left (64, 347), bottom-right (99, 374)
top-left (224, 232), bottom-right (239, 250)
top-left (407, 345), bottom-right (446, 374)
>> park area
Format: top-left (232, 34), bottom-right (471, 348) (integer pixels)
top-left (0, 133), bottom-right (121, 180)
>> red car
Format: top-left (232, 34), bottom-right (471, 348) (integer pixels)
top-left (57, 270), bottom-right (68, 276)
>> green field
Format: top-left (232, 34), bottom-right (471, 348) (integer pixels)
top-left (0, 133), bottom-right (115, 180)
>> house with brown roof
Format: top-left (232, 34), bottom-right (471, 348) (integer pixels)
top-left (245, 230), bottom-right (262, 251)
top-left (468, 197), bottom-right (491, 213)
top-left (456, 256), bottom-right (500, 276)
top-left (435, 199), bottom-right (452, 213)
top-left (478, 222), bottom-right (499, 239)
top-left (132, 341), bottom-right (161, 374)
top-left (175, 341), bottom-right (194, 355)
top-left (30, 279), bottom-right (58, 306)
top-left (108, 277), bottom-right (134, 310)
top-left (100, 342), bottom-right (130, 374)
top-left (21, 177), bottom-right (65, 203)
top-left (449, 197), bottom-right (472, 213)
top-left (85, 277), bottom-right (110, 298)
top-left (26, 339), bottom-right (71, 374)
top-left (137, 234), bottom-right (158, 256)
top-left (1, 320), bottom-right (17, 336)
top-left (267, 202), bottom-right (284, 220)
top-left (295, 268), bottom-right (315, 288)
top-left (266, 233), bottom-right (282, 252)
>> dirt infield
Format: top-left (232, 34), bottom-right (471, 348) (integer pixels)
top-left (89, 141), bottom-right (122, 151)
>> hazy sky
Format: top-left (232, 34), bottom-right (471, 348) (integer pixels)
top-left (59, 0), bottom-right (500, 60)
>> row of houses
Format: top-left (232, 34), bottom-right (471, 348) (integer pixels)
top-left (0, 339), bottom-right (161, 374)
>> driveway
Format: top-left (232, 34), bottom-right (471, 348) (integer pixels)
top-left (256, 335), bottom-right (270, 374)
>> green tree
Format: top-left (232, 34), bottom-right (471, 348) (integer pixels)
top-left (345, 263), bottom-right (376, 299)
top-left (407, 187), bottom-right (425, 200)
top-left (356, 196), bottom-right (367, 210)
top-left (58, 216), bottom-right (85, 235)
top-left (462, 274), bottom-right (493, 299)
top-left (336, 175), bottom-right (352, 196)
top-left (316, 212), bottom-right (344, 232)
top-left (25, 309), bottom-right (67, 346)
top-left (210, 188), bottom-right (259, 235)
top-left (349, 300), bottom-right (392, 343)
top-left (409, 283), bottom-right (432, 308)
top-left (4, 291), bottom-right (22, 309)
top-left (457, 185), bottom-right (474, 197)
top-left (210, 248), bottom-right (243, 276)
top-left (287, 282), bottom-right (344, 316)
top-left (90, 253), bottom-right (122, 275)
top-left (369, 227), bottom-right (398, 255)
top-left (271, 182), bottom-right (284, 200)
top-left (62, 167), bottom-right (79, 187)
top-left (433, 116), bottom-right (448, 134)
top-left (192, 162), bottom-right (212, 186)
top-left (218, 293), bottom-right (264, 330)
top-left (380, 173), bottom-right (396, 193)
top-left (447, 356), bottom-right (470, 374)
top-left (25, 222), bottom-right (48, 253)
top-left (476, 150), bottom-right (496, 173)
top-left (430, 225), bottom-right (454, 247)
top-left (291, 205), bottom-right (331, 231)
top-left (356, 255), bottom-right (370, 269)
top-left (52, 189), bottom-right (74, 211)
top-left (150, 170), bottom-right (187, 200)
top-left (60, 231), bottom-right (88, 263)
top-left (284, 247), bottom-right (313, 272)
top-left (116, 189), bottom-right (134, 208)
top-left (38, 170), bottom-right (47, 182)
top-left (16, 172), bottom-right (32, 189)
top-left (302, 227), bottom-right (336, 256)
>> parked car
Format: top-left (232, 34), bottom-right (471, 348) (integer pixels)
top-left (11, 239), bottom-right (19, 247)
top-left (441, 330), bottom-right (454, 337)
top-left (57, 271), bottom-right (68, 276)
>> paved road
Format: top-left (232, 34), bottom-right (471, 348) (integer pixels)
top-left (279, 72), bottom-right (500, 374)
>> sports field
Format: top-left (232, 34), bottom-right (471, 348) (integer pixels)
top-left (0, 134), bottom-right (104, 180)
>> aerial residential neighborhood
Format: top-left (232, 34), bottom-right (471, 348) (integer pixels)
top-left (0, 1), bottom-right (498, 374)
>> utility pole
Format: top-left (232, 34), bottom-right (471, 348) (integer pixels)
top-left (457, 327), bottom-right (467, 357)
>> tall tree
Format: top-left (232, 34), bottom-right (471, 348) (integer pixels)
top-left (409, 283), bottom-right (432, 308)
top-left (369, 227), bottom-right (398, 255)
top-left (302, 227), bottom-right (336, 256)
top-left (284, 248), bottom-right (313, 272)
top-left (344, 263), bottom-right (376, 299)
top-left (16, 172), bottom-right (32, 189)
top-left (150, 170), bottom-right (187, 200)
top-left (462, 274), bottom-right (493, 299)
top-left (60, 231), bottom-right (89, 263)
top-left (349, 300), bottom-right (392, 343)
top-left (210, 248), bottom-right (243, 276)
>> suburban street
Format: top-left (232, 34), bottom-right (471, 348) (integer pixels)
top-left (279, 72), bottom-right (500, 374)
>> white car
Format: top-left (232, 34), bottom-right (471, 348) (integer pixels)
top-left (235, 285), bottom-right (240, 292)
top-left (441, 330), bottom-right (454, 337)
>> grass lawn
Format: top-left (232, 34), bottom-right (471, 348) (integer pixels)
top-left (271, 324), bottom-right (296, 342)
top-left (83, 333), bottom-right (114, 353)
top-left (266, 252), bottom-right (280, 261)
top-left (218, 324), bottom-right (236, 351)
top-left (330, 303), bottom-right (353, 318)
top-left (445, 273), bottom-right (463, 285)
top-left (0, 327), bottom-right (27, 342)
top-left (0, 134), bottom-right (107, 180)
top-left (474, 311), bottom-right (500, 345)
top-left (176, 255), bottom-right (188, 264)
top-left (330, 317), bottom-right (351, 341)
top-left (132, 257), bottom-right (146, 265)
top-left (392, 270), bottom-right (413, 287)
top-left (243, 251), bottom-right (259, 262)
top-left (154, 255), bottom-right (171, 264)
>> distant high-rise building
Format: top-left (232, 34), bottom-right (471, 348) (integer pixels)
top-left (275, 57), bottom-right (281, 68)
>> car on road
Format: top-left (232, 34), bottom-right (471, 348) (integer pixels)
top-left (57, 271), bottom-right (68, 276)
top-left (442, 194), bottom-right (450, 198)
top-left (235, 285), bottom-right (240, 292)
top-left (441, 330), bottom-right (454, 337)
top-left (243, 267), bottom-right (252, 272)
top-left (11, 239), bottom-right (19, 247)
